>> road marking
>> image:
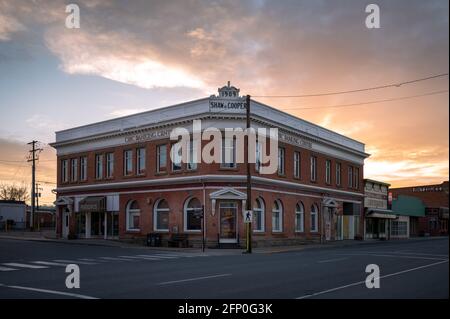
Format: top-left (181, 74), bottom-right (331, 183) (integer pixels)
top-left (78, 258), bottom-right (101, 262)
top-left (99, 257), bottom-right (134, 261)
top-left (32, 261), bottom-right (69, 267)
top-left (296, 259), bottom-right (449, 299)
top-left (54, 259), bottom-right (97, 265)
top-left (317, 257), bottom-right (348, 263)
top-left (337, 253), bottom-right (446, 261)
top-left (118, 256), bottom-right (160, 261)
top-left (0, 266), bottom-right (17, 272)
top-left (158, 273), bottom-right (232, 285)
top-left (0, 283), bottom-right (98, 299)
top-left (137, 254), bottom-right (177, 259)
top-left (2, 263), bottom-right (48, 269)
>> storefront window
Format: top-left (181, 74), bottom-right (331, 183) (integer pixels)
top-left (295, 202), bottom-right (304, 232)
top-left (272, 200), bottom-right (283, 232)
top-left (310, 204), bottom-right (318, 232)
top-left (126, 200), bottom-right (140, 231)
top-left (154, 199), bottom-right (169, 231)
top-left (184, 197), bottom-right (202, 231)
top-left (253, 197), bottom-right (265, 232)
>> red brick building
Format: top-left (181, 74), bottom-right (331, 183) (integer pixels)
top-left (390, 181), bottom-right (449, 236)
top-left (51, 84), bottom-right (369, 247)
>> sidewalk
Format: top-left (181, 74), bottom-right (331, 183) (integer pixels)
top-left (0, 231), bottom-right (447, 255)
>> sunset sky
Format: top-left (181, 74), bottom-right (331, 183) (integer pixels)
top-left (0, 0), bottom-right (448, 206)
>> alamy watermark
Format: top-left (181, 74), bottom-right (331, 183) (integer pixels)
top-left (169, 120), bottom-right (279, 175)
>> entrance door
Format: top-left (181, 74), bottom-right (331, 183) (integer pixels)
top-left (219, 202), bottom-right (237, 243)
top-left (62, 210), bottom-right (70, 239)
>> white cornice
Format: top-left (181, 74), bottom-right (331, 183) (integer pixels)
top-left (55, 174), bottom-right (364, 198)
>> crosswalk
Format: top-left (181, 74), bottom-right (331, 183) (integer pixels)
top-left (0, 252), bottom-right (211, 272)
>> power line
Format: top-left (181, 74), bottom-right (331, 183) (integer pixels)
top-left (280, 89), bottom-right (449, 111)
top-left (252, 73), bottom-right (448, 98)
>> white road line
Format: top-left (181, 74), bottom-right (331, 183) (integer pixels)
top-left (99, 257), bottom-right (134, 261)
top-left (118, 256), bottom-right (160, 261)
top-left (336, 253), bottom-right (446, 261)
top-left (32, 261), bottom-right (69, 267)
top-left (2, 263), bottom-right (48, 269)
top-left (54, 259), bottom-right (97, 265)
top-left (317, 257), bottom-right (348, 263)
top-left (374, 251), bottom-right (449, 258)
top-left (296, 259), bottom-right (449, 299)
top-left (137, 255), bottom-right (177, 259)
top-left (158, 273), bottom-right (232, 285)
top-left (78, 258), bottom-right (101, 262)
top-left (0, 283), bottom-right (98, 299)
top-left (0, 266), bottom-right (17, 272)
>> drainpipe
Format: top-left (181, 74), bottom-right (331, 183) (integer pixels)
top-left (202, 180), bottom-right (206, 250)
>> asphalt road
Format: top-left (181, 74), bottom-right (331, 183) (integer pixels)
top-left (0, 237), bottom-right (448, 299)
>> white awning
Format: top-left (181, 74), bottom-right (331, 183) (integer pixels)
top-left (366, 209), bottom-right (397, 219)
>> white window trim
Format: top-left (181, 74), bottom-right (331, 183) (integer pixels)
top-left (106, 153), bottom-right (114, 178)
top-left (310, 156), bottom-right (317, 182)
top-left (295, 203), bottom-right (305, 233)
top-left (278, 147), bottom-right (285, 175)
top-left (124, 150), bottom-right (133, 175)
top-left (221, 137), bottom-right (236, 168)
top-left (171, 142), bottom-right (182, 172)
top-left (326, 160), bottom-right (331, 184)
top-left (253, 197), bottom-right (265, 233)
top-left (62, 159), bottom-right (68, 183)
top-left (137, 148), bottom-right (146, 174)
top-left (71, 159), bottom-right (78, 182)
top-left (183, 197), bottom-right (202, 232)
top-left (336, 163), bottom-right (341, 186)
top-left (310, 205), bottom-right (319, 233)
top-left (272, 200), bottom-right (283, 233)
top-left (187, 139), bottom-right (198, 171)
top-left (294, 151), bottom-right (300, 178)
top-left (157, 144), bottom-right (167, 172)
top-left (126, 201), bottom-right (140, 232)
top-left (153, 199), bottom-right (170, 232)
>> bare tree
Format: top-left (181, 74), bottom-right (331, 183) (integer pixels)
top-left (0, 183), bottom-right (30, 202)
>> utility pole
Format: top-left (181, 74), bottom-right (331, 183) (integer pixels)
top-left (245, 94), bottom-right (252, 253)
top-left (27, 141), bottom-right (43, 230)
top-left (36, 182), bottom-right (43, 231)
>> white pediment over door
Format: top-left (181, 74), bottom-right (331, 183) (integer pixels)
top-left (209, 187), bottom-right (247, 200)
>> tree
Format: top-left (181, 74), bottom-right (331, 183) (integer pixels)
top-left (0, 183), bottom-right (30, 202)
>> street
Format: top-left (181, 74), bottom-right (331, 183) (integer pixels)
top-left (0, 238), bottom-right (448, 299)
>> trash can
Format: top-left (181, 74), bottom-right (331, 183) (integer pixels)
top-left (154, 233), bottom-right (162, 247)
top-left (146, 233), bottom-right (162, 247)
top-left (146, 233), bottom-right (155, 247)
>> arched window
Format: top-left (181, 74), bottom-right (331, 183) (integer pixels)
top-left (295, 202), bottom-right (304, 232)
top-left (154, 199), bottom-right (169, 231)
top-left (126, 200), bottom-right (140, 231)
top-left (253, 197), bottom-right (265, 232)
top-left (184, 197), bottom-right (202, 231)
top-left (272, 200), bottom-right (283, 232)
top-left (310, 204), bottom-right (319, 233)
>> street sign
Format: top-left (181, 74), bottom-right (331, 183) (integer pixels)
top-left (243, 210), bottom-right (253, 223)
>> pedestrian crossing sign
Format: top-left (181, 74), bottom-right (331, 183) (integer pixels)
top-left (244, 210), bottom-right (253, 223)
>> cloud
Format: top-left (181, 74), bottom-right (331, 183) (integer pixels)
top-left (109, 108), bottom-right (148, 117)
top-left (0, 12), bottom-right (25, 40)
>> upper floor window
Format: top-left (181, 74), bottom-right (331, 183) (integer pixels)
top-left (277, 147), bottom-right (285, 175)
top-left (95, 154), bottom-right (103, 179)
top-left (171, 142), bottom-right (182, 171)
top-left (294, 151), bottom-right (300, 178)
top-left (61, 159), bottom-right (68, 183)
top-left (310, 156), bottom-right (317, 182)
top-left (157, 144), bottom-right (167, 173)
top-left (70, 158), bottom-right (78, 182)
top-left (354, 167), bottom-right (360, 189)
top-left (80, 156), bottom-right (87, 181)
top-left (348, 166), bottom-right (354, 188)
top-left (221, 137), bottom-right (236, 168)
top-left (124, 150), bottom-right (133, 176)
top-left (336, 162), bottom-right (341, 186)
top-left (106, 153), bottom-right (114, 178)
top-left (187, 138), bottom-right (198, 170)
top-left (137, 148), bottom-right (146, 174)
top-left (325, 160), bottom-right (331, 184)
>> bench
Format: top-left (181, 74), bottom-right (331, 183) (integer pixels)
top-left (167, 234), bottom-right (189, 248)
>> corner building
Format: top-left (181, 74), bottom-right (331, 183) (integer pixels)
top-left (51, 83), bottom-right (369, 247)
